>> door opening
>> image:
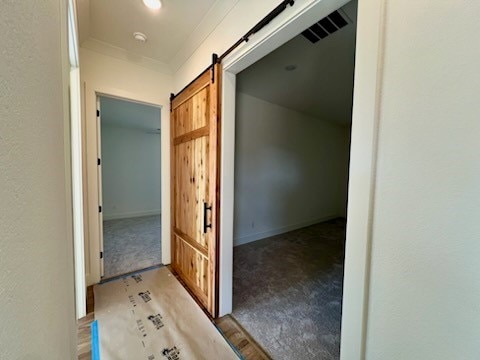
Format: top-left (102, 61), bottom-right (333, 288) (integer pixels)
top-left (97, 95), bottom-right (163, 280)
top-left (221, 0), bottom-right (358, 357)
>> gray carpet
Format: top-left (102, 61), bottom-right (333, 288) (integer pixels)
top-left (232, 218), bottom-right (346, 360)
top-left (103, 215), bottom-right (162, 279)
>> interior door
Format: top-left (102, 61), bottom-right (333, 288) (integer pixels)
top-left (171, 63), bottom-right (221, 317)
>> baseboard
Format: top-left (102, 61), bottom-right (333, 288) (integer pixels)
top-left (103, 210), bottom-right (161, 221)
top-left (233, 215), bottom-right (339, 247)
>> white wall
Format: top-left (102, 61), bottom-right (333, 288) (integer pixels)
top-left (359, 1), bottom-right (480, 359)
top-left (0, 1), bottom-right (76, 359)
top-left (101, 125), bottom-right (161, 220)
top-left (80, 47), bottom-right (173, 284)
top-left (174, 0), bottom-right (349, 91)
top-left (234, 92), bottom-right (350, 246)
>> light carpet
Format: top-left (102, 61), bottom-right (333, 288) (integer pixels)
top-left (103, 215), bottom-right (161, 279)
top-left (94, 267), bottom-right (239, 360)
top-left (232, 218), bottom-right (346, 360)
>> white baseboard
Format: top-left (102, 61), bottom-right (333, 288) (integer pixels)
top-left (233, 215), bottom-right (339, 247)
top-left (103, 210), bottom-right (161, 221)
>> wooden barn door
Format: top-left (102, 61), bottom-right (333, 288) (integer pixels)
top-left (171, 62), bottom-right (221, 317)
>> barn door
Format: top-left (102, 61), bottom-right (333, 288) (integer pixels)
top-left (171, 61), bottom-right (221, 317)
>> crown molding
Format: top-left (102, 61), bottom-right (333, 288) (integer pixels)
top-left (81, 38), bottom-right (173, 75)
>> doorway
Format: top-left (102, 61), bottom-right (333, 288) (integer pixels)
top-left (98, 95), bottom-right (162, 280)
top-left (231, 2), bottom-right (355, 358)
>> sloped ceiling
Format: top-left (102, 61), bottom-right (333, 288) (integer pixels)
top-left (100, 96), bottom-right (161, 132)
top-left (237, 1), bottom-right (357, 126)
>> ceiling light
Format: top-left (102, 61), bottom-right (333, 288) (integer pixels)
top-left (133, 32), bottom-right (147, 43)
top-left (143, 0), bottom-right (162, 10)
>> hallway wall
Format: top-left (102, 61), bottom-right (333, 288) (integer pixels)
top-left (80, 48), bottom-right (173, 284)
top-left (342, 1), bottom-right (480, 359)
top-left (173, 0), bottom-right (350, 91)
top-left (0, 1), bottom-right (76, 359)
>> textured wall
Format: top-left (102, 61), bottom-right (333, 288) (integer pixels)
top-left (80, 47), bottom-right (173, 282)
top-left (234, 92), bottom-right (350, 245)
top-left (0, 1), bottom-right (76, 359)
top-left (364, 0), bottom-right (480, 359)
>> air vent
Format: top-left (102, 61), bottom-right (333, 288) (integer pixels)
top-left (302, 10), bottom-right (349, 44)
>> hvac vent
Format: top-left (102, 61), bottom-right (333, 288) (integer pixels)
top-left (302, 10), bottom-right (349, 44)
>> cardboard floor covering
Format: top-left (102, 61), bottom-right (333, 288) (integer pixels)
top-left (94, 267), bottom-right (239, 360)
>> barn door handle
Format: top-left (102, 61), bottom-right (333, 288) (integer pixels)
top-left (203, 202), bottom-right (212, 233)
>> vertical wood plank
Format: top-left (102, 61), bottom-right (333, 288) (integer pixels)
top-left (171, 68), bottom-right (220, 317)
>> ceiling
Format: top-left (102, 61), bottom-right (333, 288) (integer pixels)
top-left (237, 1), bottom-right (358, 126)
top-left (100, 96), bottom-right (161, 132)
top-left (76, 0), bottom-right (220, 65)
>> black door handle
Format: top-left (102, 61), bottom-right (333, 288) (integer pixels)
top-left (203, 202), bottom-right (212, 233)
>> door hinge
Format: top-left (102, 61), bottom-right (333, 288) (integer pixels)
top-left (100, 251), bottom-right (103, 259)
top-left (97, 158), bottom-right (101, 165)
top-left (99, 205), bottom-right (102, 213)
top-left (96, 109), bottom-right (100, 117)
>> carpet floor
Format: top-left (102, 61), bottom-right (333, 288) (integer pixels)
top-left (103, 215), bottom-right (162, 279)
top-left (232, 218), bottom-right (346, 360)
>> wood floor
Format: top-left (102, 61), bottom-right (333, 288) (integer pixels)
top-left (216, 315), bottom-right (271, 359)
top-left (77, 286), bottom-right (94, 360)
top-left (77, 270), bottom-right (270, 360)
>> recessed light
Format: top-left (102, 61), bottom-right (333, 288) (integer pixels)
top-left (285, 64), bottom-right (297, 71)
top-left (133, 32), bottom-right (147, 43)
top-left (143, 0), bottom-right (162, 10)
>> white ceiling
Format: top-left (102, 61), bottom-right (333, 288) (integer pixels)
top-left (100, 96), bottom-right (161, 132)
top-left (237, 1), bottom-right (357, 126)
top-left (76, 0), bottom-right (223, 66)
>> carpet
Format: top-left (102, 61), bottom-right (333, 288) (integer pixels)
top-left (103, 215), bottom-right (161, 279)
top-left (232, 218), bottom-right (346, 360)
top-left (94, 267), bottom-right (240, 360)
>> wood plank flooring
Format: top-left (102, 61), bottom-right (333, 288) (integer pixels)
top-left (77, 271), bottom-right (269, 360)
top-left (78, 312), bottom-right (94, 360)
top-left (216, 315), bottom-right (272, 360)
top-left (77, 286), bottom-right (94, 360)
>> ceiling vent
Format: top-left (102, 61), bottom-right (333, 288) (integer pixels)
top-left (301, 10), bottom-right (349, 44)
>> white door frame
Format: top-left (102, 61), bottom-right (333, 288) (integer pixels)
top-left (85, 85), bottom-right (169, 285)
top-left (95, 96), bottom-right (104, 277)
top-left (68, 0), bottom-right (87, 319)
top-left (95, 93), bottom-right (162, 279)
top-left (218, 0), bottom-right (385, 358)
